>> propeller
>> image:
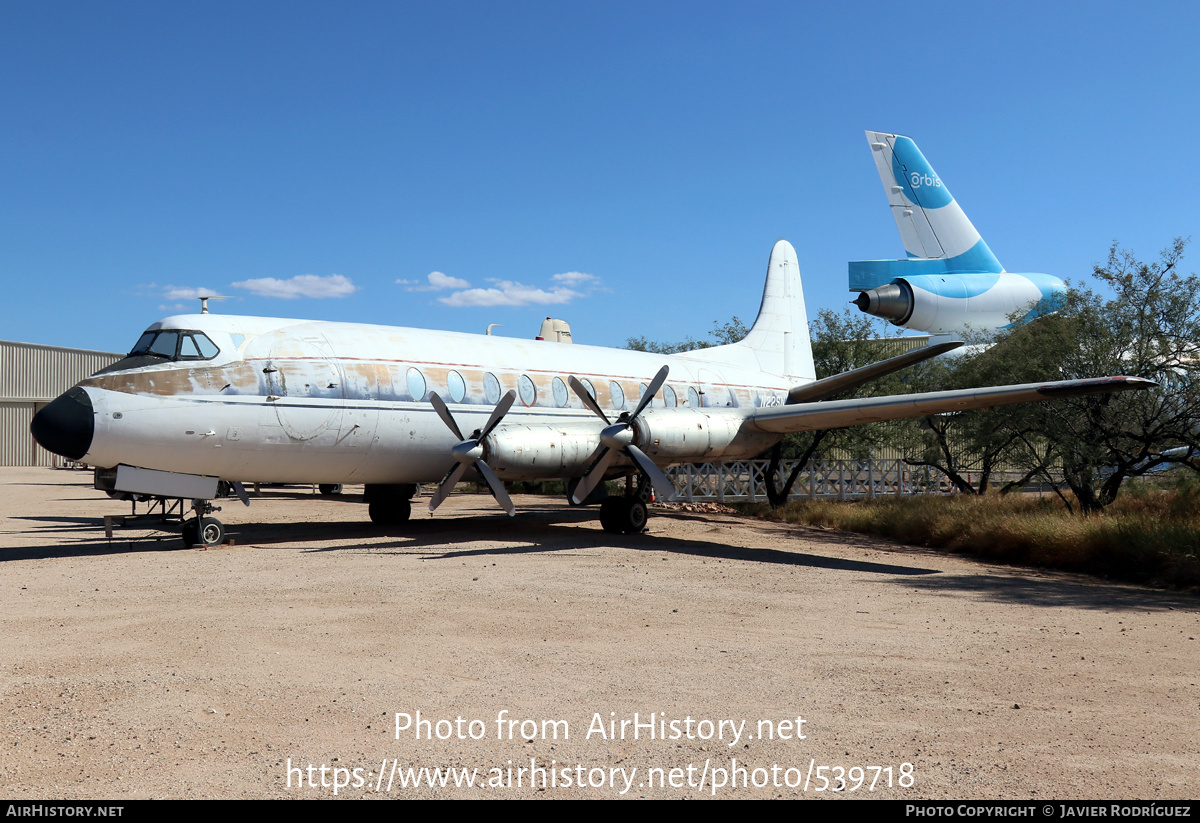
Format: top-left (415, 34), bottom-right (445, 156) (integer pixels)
top-left (568, 365), bottom-right (677, 505)
top-left (428, 390), bottom-right (517, 516)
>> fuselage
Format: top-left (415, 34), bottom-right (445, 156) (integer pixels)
top-left (49, 314), bottom-right (792, 485)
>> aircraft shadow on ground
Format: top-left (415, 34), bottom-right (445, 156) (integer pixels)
top-left (2, 498), bottom-right (939, 577)
top-left (9, 500), bottom-right (1196, 614)
top-left (894, 572), bottom-right (1199, 612)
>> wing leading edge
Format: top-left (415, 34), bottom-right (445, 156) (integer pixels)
top-left (746, 376), bottom-right (1157, 435)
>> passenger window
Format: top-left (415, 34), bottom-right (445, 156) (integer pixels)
top-left (519, 375), bottom-right (537, 406)
top-left (407, 367), bottom-right (427, 401)
top-left (552, 377), bottom-right (569, 407)
top-left (609, 381), bottom-right (625, 410)
top-left (448, 371), bottom-right (467, 403)
top-left (484, 373), bottom-right (501, 404)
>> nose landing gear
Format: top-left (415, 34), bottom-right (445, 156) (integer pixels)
top-left (183, 499), bottom-right (225, 547)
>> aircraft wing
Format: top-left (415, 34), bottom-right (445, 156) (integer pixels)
top-left (746, 376), bottom-right (1156, 434)
top-left (787, 340), bottom-right (963, 404)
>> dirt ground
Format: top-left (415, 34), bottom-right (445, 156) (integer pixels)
top-left (0, 466), bottom-right (1196, 799)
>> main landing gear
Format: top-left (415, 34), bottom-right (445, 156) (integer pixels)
top-left (183, 498), bottom-right (224, 547)
top-left (597, 475), bottom-right (653, 535)
top-left (365, 484), bottom-right (417, 525)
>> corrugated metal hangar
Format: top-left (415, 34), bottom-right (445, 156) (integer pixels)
top-left (1, 340), bottom-right (121, 466)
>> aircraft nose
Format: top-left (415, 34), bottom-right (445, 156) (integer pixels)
top-left (31, 387), bottom-right (95, 461)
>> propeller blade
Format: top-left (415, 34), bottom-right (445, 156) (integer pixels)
top-left (568, 376), bottom-right (610, 424)
top-left (626, 444), bottom-right (677, 502)
top-left (479, 390), bottom-right (516, 440)
top-left (428, 461), bottom-right (469, 512)
top-left (571, 446), bottom-right (617, 505)
top-left (475, 460), bottom-right (516, 517)
top-left (631, 365), bottom-right (669, 420)
top-left (429, 392), bottom-right (464, 440)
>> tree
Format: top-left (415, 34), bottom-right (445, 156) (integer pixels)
top-left (977, 239), bottom-right (1200, 513)
top-left (896, 325), bottom-right (1062, 495)
top-left (763, 309), bottom-right (904, 505)
top-left (626, 317), bottom-right (749, 353)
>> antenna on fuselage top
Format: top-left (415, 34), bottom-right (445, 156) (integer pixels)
top-left (198, 295), bottom-right (230, 315)
top-left (486, 324), bottom-right (502, 335)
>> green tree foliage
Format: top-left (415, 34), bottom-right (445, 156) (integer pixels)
top-left (764, 309), bottom-right (903, 504)
top-left (626, 317), bottom-right (750, 353)
top-left (895, 326), bottom-right (1058, 495)
top-left (985, 239), bottom-right (1200, 513)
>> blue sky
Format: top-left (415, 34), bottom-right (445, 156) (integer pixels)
top-left (3, 1), bottom-right (1197, 354)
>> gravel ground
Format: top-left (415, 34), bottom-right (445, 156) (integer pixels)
top-left (1, 467), bottom-right (1196, 799)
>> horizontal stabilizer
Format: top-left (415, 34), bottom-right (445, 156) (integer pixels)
top-left (749, 376), bottom-right (1156, 435)
top-left (787, 340), bottom-right (963, 404)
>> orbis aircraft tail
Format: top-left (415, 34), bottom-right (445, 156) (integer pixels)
top-left (850, 131), bottom-right (1065, 334)
top-left (858, 130), bottom-right (1002, 278)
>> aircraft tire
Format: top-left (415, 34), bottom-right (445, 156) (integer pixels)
top-left (181, 519), bottom-right (199, 546)
top-left (599, 497), bottom-right (647, 534)
top-left (369, 498), bottom-right (411, 526)
top-left (598, 497), bottom-right (623, 533)
top-left (621, 499), bottom-right (648, 534)
top-left (318, 484), bottom-right (343, 496)
top-left (199, 517), bottom-right (224, 547)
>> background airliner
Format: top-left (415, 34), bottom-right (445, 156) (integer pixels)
top-left (850, 130), bottom-right (1066, 334)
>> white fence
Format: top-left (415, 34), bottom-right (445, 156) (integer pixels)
top-left (665, 459), bottom-right (950, 503)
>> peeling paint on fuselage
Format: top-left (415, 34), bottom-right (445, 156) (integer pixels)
top-left (75, 315), bottom-right (794, 485)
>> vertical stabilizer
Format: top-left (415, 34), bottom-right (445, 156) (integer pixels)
top-left (742, 239), bottom-right (815, 382)
top-left (861, 130), bottom-right (1002, 278)
top-left (685, 239), bottom-right (815, 383)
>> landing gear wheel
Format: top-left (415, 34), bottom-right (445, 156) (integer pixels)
top-left (621, 499), bottom-right (648, 533)
top-left (599, 497), bottom-right (623, 533)
top-left (369, 497), bottom-right (411, 526)
top-left (199, 517), bottom-right (225, 546)
top-left (318, 483), bottom-right (343, 496)
top-left (599, 497), bottom-right (648, 534)
top-left (183, 517), bottom-right (225, 547)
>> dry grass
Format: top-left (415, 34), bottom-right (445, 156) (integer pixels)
top-left (737, 480), bottom-right (1200, 590)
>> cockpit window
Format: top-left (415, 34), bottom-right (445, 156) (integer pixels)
top-left (129, 330), bottom-right (220, 361)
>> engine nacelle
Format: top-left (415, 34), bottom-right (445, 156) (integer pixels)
top-left (852, 272), bottom-right (1065, 334)
top-left (633, 408), bottom-right (775, 464)
top-left (487, 421), bottom-right (606, 480)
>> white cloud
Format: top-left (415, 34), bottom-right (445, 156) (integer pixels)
top-left (550, 271), bottom-right (597, 287)
top-left (438, 280), bottom-right (583, 307)
top-left (230, 274), bottom-right (358, 299)
top-left (162, 285), bottom-right (227, 301)
top-left (398, 271), bottom-right (471, 291)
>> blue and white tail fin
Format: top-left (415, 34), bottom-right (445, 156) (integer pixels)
top-left (851, 131), bottom-right (1003, 290)
top-left (851, 131), bottom-right (1066, 334)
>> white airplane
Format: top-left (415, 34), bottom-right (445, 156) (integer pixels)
top-left (31, 240), bottom-right (1152, 546)
top-left (850, 130), bottom-right (1066, 334)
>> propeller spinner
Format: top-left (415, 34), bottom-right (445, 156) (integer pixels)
top-left (428, 390), bottom-right (517, 516)
top-left (568, 365), bottom-right (677, 505)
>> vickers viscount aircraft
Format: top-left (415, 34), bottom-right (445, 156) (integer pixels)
top-left (31, 240), bottom-right (1153, 546)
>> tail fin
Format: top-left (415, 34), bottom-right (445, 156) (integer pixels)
top-left (682, 239), bottom-right (815, 383)
top-left (851, 131), bottom-right (1003, 290)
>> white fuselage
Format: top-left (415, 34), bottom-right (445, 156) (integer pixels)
top-left (76, 314), bottom-right (791, 485)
